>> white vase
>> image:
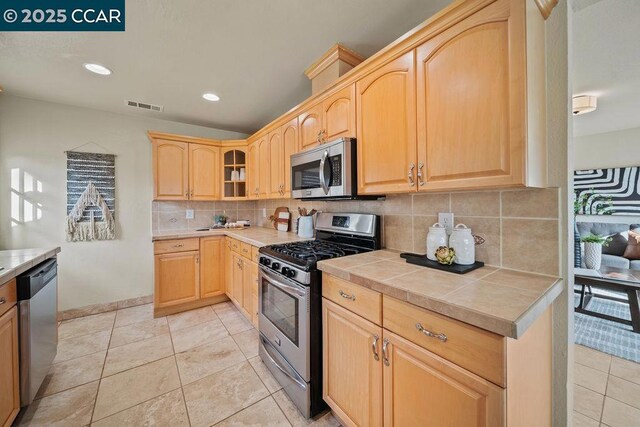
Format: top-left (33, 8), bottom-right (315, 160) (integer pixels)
top-left (583, 242), bottom-right (602, 270)
top-left (298, 216), bottom-right (314, 238)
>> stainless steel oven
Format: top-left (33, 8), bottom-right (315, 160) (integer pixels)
top-left (290, 137), bottom-right (356, 199)
top-left (258, 266), bottom-right (310, 379)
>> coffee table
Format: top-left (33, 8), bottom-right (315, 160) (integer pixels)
top-left (574, 266), bottom-right (640, 333)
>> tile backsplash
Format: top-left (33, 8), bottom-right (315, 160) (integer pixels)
top-left (153, 187), bottom-right (561, 276)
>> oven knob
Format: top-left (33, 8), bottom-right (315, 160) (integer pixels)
top-left (271, 262), bottom-right (280, 270)
top-left (260, 257), bottom-right (271, 266)
top-left (282, 267), bottom-right (290, 276)
top-left (285, 269), bottom-right (296, 279)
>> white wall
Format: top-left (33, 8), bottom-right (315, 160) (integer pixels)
top-left (574, 126), bottom-right (640, 170)
top-left (0, 95), bottom-right (246, 311)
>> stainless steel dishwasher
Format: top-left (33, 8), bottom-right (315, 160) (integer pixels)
top-left (17, 257), bottom-right (58, 406)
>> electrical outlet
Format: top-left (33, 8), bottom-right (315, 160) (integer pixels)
top-left (438, 212), bottom-right (454, 235)
top-left (185, 209), bottom-right (194, 219)
top-left (262, 208), bottom-right (267, 218)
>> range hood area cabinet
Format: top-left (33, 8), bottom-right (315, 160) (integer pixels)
top-left (357, 0), bottom-right (548, 195)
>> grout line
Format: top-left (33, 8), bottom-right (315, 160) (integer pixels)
top-left (89, 316), bottom-right (115, 424)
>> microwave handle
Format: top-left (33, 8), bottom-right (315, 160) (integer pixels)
top-left (319, 150), bottom-right (330, 195)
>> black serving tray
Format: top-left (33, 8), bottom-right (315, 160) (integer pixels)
top-left (399, 253), bottom-right (484, 274)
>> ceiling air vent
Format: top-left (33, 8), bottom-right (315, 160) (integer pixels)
top-left (124, 100), bottom-right (164, 112)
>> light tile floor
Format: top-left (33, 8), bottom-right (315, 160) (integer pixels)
top-left (16, 302), bottom-right (341, 427)
top-left (574, 344), bottom-right (640, 427)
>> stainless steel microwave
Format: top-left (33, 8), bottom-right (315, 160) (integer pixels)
top-left (290, 137), bottom-right (356, 200)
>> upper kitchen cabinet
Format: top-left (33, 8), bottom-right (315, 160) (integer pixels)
top-left (189, 143), bottom-right (220, 200)
top-left (268, 128), bottom-right (284, 198)
top-left (356, 51), bottom-right (416, 195)
top-left (153, 139), bottom-right (189, 200)
top-left (281, 117), bottom-right (299, 197)
top-left (221, 148), bottom-right (247, 199)
top-left (257, 136), bottom-right (270, 198)
top-left (247, 141), bottom-right (260, 200)
top-left (322, 85), bottom-right (356, 142)
top-left (298, 85), bottom-right (356, 153)
top-left (416, 0), bottom-right (546, 190)
top-left (299, 103), bottom-right (323, 151)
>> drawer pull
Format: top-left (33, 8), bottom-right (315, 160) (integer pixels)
top-left (0, 297), bottom-right (5, 305)
top-left (416, 322), bottom-right (448, 342)
top-left (338, 290), bottom-right (356, 301)
top-left (382, 338), bottom-right (390, 366)
top-left (372, 334), bottom-right (380, 361)
top-left (173, 244), bottom-right (184, 248)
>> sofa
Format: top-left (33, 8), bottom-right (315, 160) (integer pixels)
top-left (576, 221), bottom-right (640, 269)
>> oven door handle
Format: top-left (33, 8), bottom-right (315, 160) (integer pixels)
top-left (319, 150), bottom-right (330, 195)
top-left (260, 268), bottom-right (307, 298)
top-left (260, 335), bottom-right (308, 389)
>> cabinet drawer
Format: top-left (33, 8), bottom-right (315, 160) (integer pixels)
top-left (383, 296), bottom-right (505, 386)
top-left (230, 239), bottom-right (242, 254)
top-left (322, 274), bottom-right (381, 325)
top-left (251, 246), bottom-right (260, 263)
top-left (240, 242), bottom-right (252, 259)
top-left (154, 238), bottom-right (199, 255)
top-left (0, 278), bottom-right (17, 317)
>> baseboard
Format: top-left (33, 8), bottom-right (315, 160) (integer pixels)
top-left (58, 294), bottom-right (153, 321)
top-left (153, 294), bottom-right (230, 317)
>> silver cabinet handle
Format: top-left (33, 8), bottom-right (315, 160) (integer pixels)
top-left (195, 255), bottom-right (199, 264)
top-left (0, 297), bottom-right (6, 305)
top-left (417, 162), bottom-right (425, 186)
top-left (338, 290), bottom-right (355, 301)
top-left (416, 323), bottom-right (447, 342)
top-left (382, 338), bottom-right (390, 366)
top-left (408, 163), bottom-right (415, 186)
top-left (372, 334), bottom-right (380, 361)
top-left (237, 260), bottom-right (243, 270)
top-left (173, 244), bottom-right (184, 248)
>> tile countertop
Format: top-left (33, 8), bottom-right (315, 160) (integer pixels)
top-left (152, 227), bottom-right (311, 247)
top-left (0, 247), bottom-right (62, 284)
top-left (317, 250), bottom-right (563, 339)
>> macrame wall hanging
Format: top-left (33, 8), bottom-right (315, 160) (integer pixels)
top-left (65, 151), bottom-right (116, 241)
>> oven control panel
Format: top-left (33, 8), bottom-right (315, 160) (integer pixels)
top-left (258, 255), bottom-right (310, 285)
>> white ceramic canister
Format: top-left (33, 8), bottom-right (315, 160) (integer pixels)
top-left (298, 216), bottom-right (314, 238)
top-left (450, 224), bottom-right (475, 265)
top-left (426, 223), bottom-right (448, 261)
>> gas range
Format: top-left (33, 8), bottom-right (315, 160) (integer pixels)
top-left (257, 213), bottom-right (380, 419)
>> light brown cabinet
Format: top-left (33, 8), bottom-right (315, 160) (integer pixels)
top-left (323, 299), bottom-right (383, 427)
top-left (200, 237), bottom-right (224, 298)
top-left (231, 252), bottom-right (244, 307)
top-left (299, 103), bottom-right (323, 150)
top-left (224, 237), bottom-right (261, 325)
top-left (221, 148), bottom-right (247, 199)
top-left (152, 139), bottom-right (221, 201)
top-left (242, 260), bottom-right (255, 318)
top-left (416, 0), bottom-right (526, 190)
top-left (154, 251), bottom-right (200, 309)
top-left (247, 142), bottom-right (260, 200)
top-left (189, 144), bottom-right (220, 200)
top-left (299, 85), bottom-right (356, 152)
top-left (322, 273), bottom-right (552, 427)
top-left (322, 85), bottom-right (356, 142)
top-left (383, 330), bottom-right (504, 426)
top-left (247, 136), bottom-right (270, 199)
top-left (153, 140), bottom-right (189, 200)
top-left (268, 129), bottom-right (284, 198)
top-left (356, 52), bottom-right (417, 195)
top-left (0, 279), bottom-right (19, 427)
top-left (154, 237), bottom-right (227, 316)
top-left (281, 117), bottom-right (299, 198)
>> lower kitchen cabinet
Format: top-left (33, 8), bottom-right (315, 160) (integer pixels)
top-left (322, 273), bottom-right (552, 427)
top-left (323, 299), bottom-right (383, 427)
top-left (0, 301), bottom-right (19, 427)
top-left (154, 251), bottom-right (200, 309)
top-left (200, 236), bottom-right (224, 298)
top-left (232, 252), bottom-right (244, 307)
top-left (224, 237), bottom-right (262, 325)
top-left (153, 237), bottom-right (227, 316)
top-left (382, 330), bottom-right (503, 426)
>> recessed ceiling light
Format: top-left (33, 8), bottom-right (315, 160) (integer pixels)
top-left (83, 63), bottom-right (112, 76)
top-left (202, 93), bottom-right (220, 102)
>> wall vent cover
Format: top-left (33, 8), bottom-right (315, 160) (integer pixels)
top-left (124, 100), bottom-right (164, 112)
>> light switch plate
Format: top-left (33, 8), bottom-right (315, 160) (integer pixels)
top-left (262, 208), bottom-right (267, 218)
top-left (438, 212), bottom-right (454, 235)
top-left (186, 209), bottom-right (194, 219)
